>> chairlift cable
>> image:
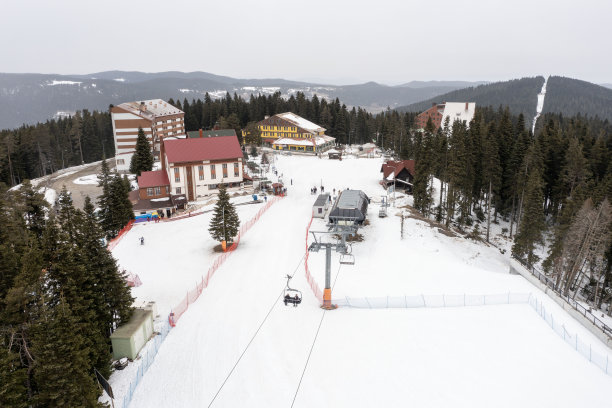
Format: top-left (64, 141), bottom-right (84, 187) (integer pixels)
top-left (207, 254), bottom-right (306, 408)
top-left (290, 262), bottom-right (343, 408)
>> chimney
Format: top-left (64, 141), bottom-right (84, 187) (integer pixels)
top-left (140, 101), bottom-right (146, 112)
top-left (465, 102), bottom-right (468, 110)
top-left (199, 128), bottom-right (203, 138)
top-left (264, 115), bottom-right (269, 120)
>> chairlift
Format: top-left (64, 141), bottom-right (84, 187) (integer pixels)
top-left (283, 274), bottom-right (302, 307)
top-left (339, 243), bottom-right (355, 265)
top-left (339, 253), bottom-right (355, 265)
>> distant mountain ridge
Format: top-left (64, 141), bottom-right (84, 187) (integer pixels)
top-left (396, 76), bottom-right (612, 123)
top-left (0, 71), bottom-right (481, 129)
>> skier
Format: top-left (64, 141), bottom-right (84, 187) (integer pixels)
top-left (293, 294), bottom-right (299, 307)
top-left (140, 237), bottom-right (144, 245)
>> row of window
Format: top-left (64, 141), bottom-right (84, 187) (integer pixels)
top-left (146, 186), bottom-right (170, 196)
top-left (174, 163), bottom-right (240, 183)
top-left (173, 183), bottom-right (240, 195)
top-left (261, 125), bottom-right (297, 131)
top-left (262, 132), bottom-right (311, 139)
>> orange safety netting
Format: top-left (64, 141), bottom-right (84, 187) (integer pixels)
top-left (169, 196), bottom-right (283, 327)
top-left (107, 219), bottom-right (135, 251)
top-left (304, 215), bottom-right (323, 302)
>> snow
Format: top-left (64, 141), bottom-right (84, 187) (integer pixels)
top-left (47, 80), bottom-right (82, 86)
top-left (107, 154), bottom-right (612, 408)
top-left (440, 102), bottom-right (476, 129)
top-left (114, 78), bottom-right (126, 82)
top-left (51, 170), bottom-right (78, 180)
top-left (178, 88), bottom-right (193, 93)
top-left (532, 75), bottom-right (549, 134)
top-left (39, 187), bottom-right (57, 206)
top-left (73, 174), bottom-right (99, 185)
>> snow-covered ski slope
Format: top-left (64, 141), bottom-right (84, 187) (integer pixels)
top-left (532, 75), bottom-right (549, 134)
top-left (112, 154), bottom-right (612, 408)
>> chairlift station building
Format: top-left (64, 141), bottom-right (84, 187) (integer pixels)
top-left (328, 190), bottom-right (369, 225)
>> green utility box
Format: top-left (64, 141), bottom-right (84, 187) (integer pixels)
top-left (110, 309), bottom-right (154, 360)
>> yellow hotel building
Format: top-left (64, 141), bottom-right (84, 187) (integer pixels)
top-left (257, 112), bottom-right (335, 153)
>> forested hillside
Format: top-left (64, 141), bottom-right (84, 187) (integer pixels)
top-left (397, 77), bottom-right (545, 117)
top-left (543, 76), bottom-right (612, 120)
top-left (397, 76), bottom-right (612, 123)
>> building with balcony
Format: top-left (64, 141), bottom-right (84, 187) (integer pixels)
top-left (111, 99), bottom-right (186, 172)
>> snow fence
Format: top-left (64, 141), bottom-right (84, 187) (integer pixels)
top-left (304, 215), bottom-right (323, 302)
top-left (528, 295), bottom-right (612, 376)
top-left (335, 292), bottom-right (532, 309)
top-left (107, 219), bottom-right (135, 252)
top-left (335, 292), bottom-right (612, 377)
top-left (169, 196), bottom-right (283, 327)
top-left (121, 320), bottom-right (171, 408)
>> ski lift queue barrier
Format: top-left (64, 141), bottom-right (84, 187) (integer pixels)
top-left (334, 292), bottom-right (612, 377)
top-left (107, 219), bottom-right (135, 252)
top-left (168, 196), bottom-right (284, 327)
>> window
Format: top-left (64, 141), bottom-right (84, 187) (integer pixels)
top-left (147, 188), bottom-right (153, 196)
top-left (165, 186), bottom-right (169, 194)
top-left (222, 163), bottom-right (228, 178)
top-left (198, 165), bottom-right (204, 180)
top-left (117, 159), bottom-right (125, 165)
top-left (318, 208), bottom-right (322, 214)
top-left (234, 162), bottom-right (239, 177)
top-left (211, 164), bottom-right (216, 179)
top-left (176, 187), bottom-right (181, 194)
top-left (174, 168), bottom-right (180, 182)
top-left (209, 184), bottom-right (218, 190)
top-left (155, 186), bottom-right (161, 195)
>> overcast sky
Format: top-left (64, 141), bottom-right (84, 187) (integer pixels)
top-left (2, 0), bottom-right (610, 85)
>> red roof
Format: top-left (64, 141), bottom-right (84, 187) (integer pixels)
top-left (381, 160), bottom-right (415, 179)
top-left (164, 136), bottom-right (243, 163)
top-left (138, 170), bottom-right (170, 188)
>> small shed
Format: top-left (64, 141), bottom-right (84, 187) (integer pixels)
top-left (328, 190), bottom-right (370, 225)
top-left (110, 309), bottom-right (154, 360)
top-left (313, 193), bottom-right (331, 218)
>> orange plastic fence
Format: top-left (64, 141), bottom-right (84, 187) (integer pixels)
top-left (107, 219), bottom-right (135, 252)
top-left (169, 196), bottom-right (283, 327)
top-left (304, 215), bottom-right (323, 302)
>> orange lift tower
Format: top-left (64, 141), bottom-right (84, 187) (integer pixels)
top-left (308, 225), bottom-right (356, 310)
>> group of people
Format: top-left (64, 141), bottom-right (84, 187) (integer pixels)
top-left (284, 293), bottom-right (300, 307)
top-left (310, 185), bottom-right (327, 195)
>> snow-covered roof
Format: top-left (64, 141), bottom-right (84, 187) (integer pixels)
top-left (277, 112), bottom-right (325, 133)
top-left (116, 99), bottom-right (183, 119)
top-left (272, 135), bottom-right (335, 147)
top-left (273, 138), bottom-right (313, 146)
top-left (440, 102), bottom-right (476, 129)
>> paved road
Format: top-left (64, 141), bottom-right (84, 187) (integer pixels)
top-left (44, 161), bottom-right (107, 209)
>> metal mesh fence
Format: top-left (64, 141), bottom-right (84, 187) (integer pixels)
top-left (528, 296), bottom-right (611, 376)
top-left (121, 320), bottom-right (171, 408)
top-left (334, 293), bottom-right (533, 309)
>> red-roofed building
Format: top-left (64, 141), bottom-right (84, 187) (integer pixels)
top-left (137, 170), bottom-right (170, 200)
top-left (163, 135), bottom-right (245, 201)
top-left (380, 160), bottom-right (415, 192)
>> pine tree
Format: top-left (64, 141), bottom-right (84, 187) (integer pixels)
top-left (16, 179), bottom-right (48, 239)
top-left (31, 296), bottom-right (100, 408)
top-left (0, 345), bottom-right (28, 408)
top-left (129, 127), bottom-right (154, 176)
top-left (482, 122), bottom-right (501, 242)
top-left (512, 169), bottom-right (546, 266)
top-left (209, 185), bottom-right (240, 244)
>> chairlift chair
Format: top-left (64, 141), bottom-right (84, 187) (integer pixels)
top-left (339, 253), bottom-right (355, 265)
top-left (283, 275), bottom-right (302, 307)
top-left (339, 243), bottom-right (355, 265)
